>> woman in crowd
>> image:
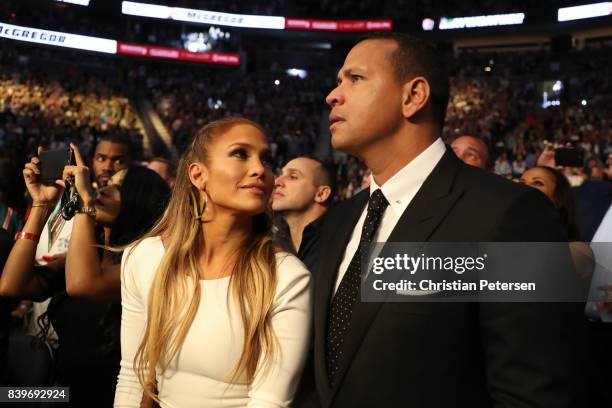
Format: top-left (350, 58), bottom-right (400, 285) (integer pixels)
top-left (114, 117), bottom-right (312, 408)
top-left (520, 165), bottom-right (592, 278)
top-left (0, 145), bottom-right (170, 407)
top-left (520, 165), bottom-right (580, 240)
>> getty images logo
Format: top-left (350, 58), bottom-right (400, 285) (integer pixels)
top-left (0, 24), bottom-right (66, 44)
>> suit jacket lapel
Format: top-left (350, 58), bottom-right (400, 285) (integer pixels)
top-left (314, 189), bottom-right (369, 400)
top-left (388, 150), bottom-right (464, 243)
top-left (329, 149), bottom-right (466, 400)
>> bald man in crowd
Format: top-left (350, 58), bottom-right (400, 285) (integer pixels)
top-left (451, 135), bottom-right (490, 170)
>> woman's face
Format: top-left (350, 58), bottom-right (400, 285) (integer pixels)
top-left (519, 168), bottom-right (556, 203)
top-left (200, 124), bottom-right (274, 217)
top-left (94, 169), bottom-right (126, 225)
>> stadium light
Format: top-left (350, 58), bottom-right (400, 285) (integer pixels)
top-left (121, 1), bottom-right (392, 31)
top-left (557, 2), bottom-right (612, 22)
top-left (438, 13), bottom-right (525, 30)
top-left (421, 18), bottom-right (435, 31)
top-left (122, 1), bottom-right (285, 29)
top-left (286, 68), bottom-right (308, 79)
top-left (54, 0), bottom-right (91, 5)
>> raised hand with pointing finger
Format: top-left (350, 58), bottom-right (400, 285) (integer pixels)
top-left (62, 143), bottom-right (95, 208)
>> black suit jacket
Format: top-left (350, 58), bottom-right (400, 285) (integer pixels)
top-left (308, 149), bottom-right (585, 408)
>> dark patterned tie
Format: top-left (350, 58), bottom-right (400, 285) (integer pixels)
top-left (326, 189), bottom-right (389, 384)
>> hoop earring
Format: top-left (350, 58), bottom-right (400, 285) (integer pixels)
top-left (192, 191), bottom-right (208, 221)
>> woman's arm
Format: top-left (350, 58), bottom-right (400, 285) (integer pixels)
top-left (0, 151), bottom-right (63, 298)
top-left (0, 206), bottom-right (52, 298)
top-left (64, 143), bottom-right (120, 302)
top-left (115, 247), bottom-right (148, 408)
top-left (248, 254), bottom-right (313, 408)
top-left (65, 212), bottom-right (121, 302)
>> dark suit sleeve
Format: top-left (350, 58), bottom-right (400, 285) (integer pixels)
top-left (479, 188), bottom-right (586, 407)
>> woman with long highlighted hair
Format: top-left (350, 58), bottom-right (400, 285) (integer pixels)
top-left (114, 118), bottom-right (312, 408)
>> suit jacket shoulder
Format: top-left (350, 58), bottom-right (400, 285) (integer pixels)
top-left (431, 157), bottom-right (568, 242)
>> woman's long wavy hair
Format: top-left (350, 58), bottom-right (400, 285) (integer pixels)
top-left (127, 117), bottom-right (279, 402)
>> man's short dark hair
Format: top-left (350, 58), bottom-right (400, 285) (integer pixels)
top-left (300, 155), bottom-right (337, 206)
top-left (359, 33), bottom-right (450, 128)
top-left (97, 133), bottom-right (134, 159)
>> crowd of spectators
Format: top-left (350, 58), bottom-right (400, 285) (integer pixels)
top-left (0, 44), bottom-right (144, 220)
top-left (1, 40), bottom-right (611, 203)
top-left (0, 68), bottom-right (142, 161)
top-left (142, 65), bottom-right (327, 163)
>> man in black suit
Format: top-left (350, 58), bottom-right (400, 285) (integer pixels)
top-left (308, 33), bottom-right (585, 407)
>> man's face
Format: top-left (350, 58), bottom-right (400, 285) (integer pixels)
top-left (451, 136), bottom-right (489, 169)
top-left (326, 39), bottom-right (404, 157)
top-left (92, 141), bottom-right (130, 186)
top-left (272, 158), bottom-right (321, 213)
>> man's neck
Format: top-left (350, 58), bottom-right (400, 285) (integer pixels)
top-left (284, 206), bottom-right (326, 252)
top-left (364, 126), bottom-right (439, 186)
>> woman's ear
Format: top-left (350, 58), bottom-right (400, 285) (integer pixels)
top-left (188, 162), bottom-right (208, 190)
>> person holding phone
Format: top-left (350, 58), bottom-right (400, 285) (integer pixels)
top-left (0, 144), bottom-right (170, 407)
top-left (22, 135), bottom-right (134, 348)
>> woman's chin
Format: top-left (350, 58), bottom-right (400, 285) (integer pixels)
top-left (95, 213), bottom-right (115, 227)
top-left (236, 205), bottom-right (267, 217)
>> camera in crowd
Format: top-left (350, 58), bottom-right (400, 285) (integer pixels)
top-left (38, 148), bottom-right (80, 220)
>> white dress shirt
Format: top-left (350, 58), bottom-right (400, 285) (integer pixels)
top-left (334, 138), bottom-right (446, 293)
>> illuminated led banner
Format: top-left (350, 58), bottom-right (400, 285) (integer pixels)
top-left (0, 22), bottom-right (116, 53)
top-left (438, 13), bottom-right (525, 30)
top-left (54, 0), bottom-right (91, 5)
top-left (285, 18), bottom-right (392, 31)
top-left (122, 1), bottom-right (285, 29)
top-left (117, 42), bottom-right (240, 66)
top-left (558, 2), bottom-right (612, 22)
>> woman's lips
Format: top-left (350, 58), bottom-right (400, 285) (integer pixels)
top-left (242, 186), bottom-right (265, 195)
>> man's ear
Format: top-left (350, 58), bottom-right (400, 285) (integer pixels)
top-left (188, 162), bottom-right (208, 190)
top-left (314, 185), bottom-right (332, 204)
top-left (401, 76), bottom-right (431, 120)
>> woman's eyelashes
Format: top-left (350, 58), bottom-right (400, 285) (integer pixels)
top-left (230, 148), bottom-right (273, 167)
top-left (230, 148), bottom-right (248, 159)
top-left (261, 154), bottom-right (273, 167)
